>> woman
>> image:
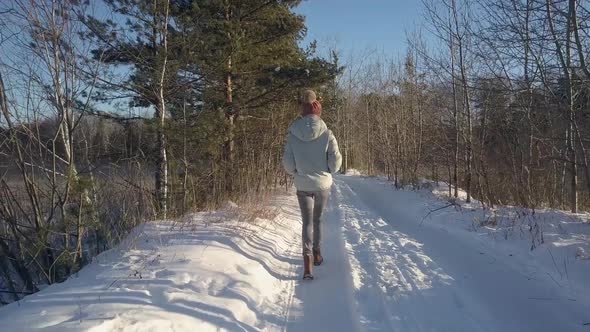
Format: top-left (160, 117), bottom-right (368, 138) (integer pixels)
top-left (282, 89), bottom-right (342, 280)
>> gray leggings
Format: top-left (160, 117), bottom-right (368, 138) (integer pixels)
top-left (296, 190), bottom-right (330, 256)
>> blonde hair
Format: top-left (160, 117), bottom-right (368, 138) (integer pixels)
top-left (301, 89), bottom-right (317, 104)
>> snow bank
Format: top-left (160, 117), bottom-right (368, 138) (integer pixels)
top-left (414, 178), bottom-right (590, 270)
top-left (0, 194), bottom-right (303, 331)
top-left (424, 179), bottom-right (590, 280)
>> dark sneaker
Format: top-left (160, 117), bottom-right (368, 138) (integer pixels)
top-left (313, 249), bottom-right (323, 266)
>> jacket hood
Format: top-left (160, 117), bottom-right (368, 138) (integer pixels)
top-left (289, 115), bottom-right (328, 142)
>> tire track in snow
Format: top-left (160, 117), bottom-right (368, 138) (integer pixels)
top-left (333, 177), bottom-right (488, 332)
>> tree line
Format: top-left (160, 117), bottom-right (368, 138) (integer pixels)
top-left (329, 0), bottom-right (590, 214)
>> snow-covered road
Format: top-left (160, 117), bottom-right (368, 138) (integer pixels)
top-left (1, 175), bottom-right (589, 331)
top-left (323, 176), bottom-right (589, 332)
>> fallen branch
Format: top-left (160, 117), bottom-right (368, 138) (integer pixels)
top-left (420, 202), bottom-right (458, 226)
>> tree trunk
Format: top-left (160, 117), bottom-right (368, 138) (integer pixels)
top-left (546, 0), bottom-right (578, 212)
top-left (451, 0), bottom-right (472, 203)
top-left (154, 0), bottom-right (170, 218)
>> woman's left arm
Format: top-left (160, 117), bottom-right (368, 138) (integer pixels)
top-left (282, 135), bottom-right (297, 175)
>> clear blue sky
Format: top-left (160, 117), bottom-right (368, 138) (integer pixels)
top-left (294, 1), bottom-right (423, 59)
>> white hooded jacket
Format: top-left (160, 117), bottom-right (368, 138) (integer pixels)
top-left (282, 115), bottom-right (342, 192)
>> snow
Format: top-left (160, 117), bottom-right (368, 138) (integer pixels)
top-left (423, 178), bottom-right (590, 290)
top-left (429, 180), bottom-right (479, 204)
top-left (1, 175), bottom-right (589, 331)
top-left (0, 197), bottom-right (301, 332)
top-left (343, 168), bottom-right (362, 176)
top-left (336, 176), bottom-right (590, 331)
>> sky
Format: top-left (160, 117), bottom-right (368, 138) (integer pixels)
top-left (294, 1), bottom-right (424, 60)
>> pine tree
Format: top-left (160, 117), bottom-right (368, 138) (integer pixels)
top-left (177, 0), bottom-right (339, 193)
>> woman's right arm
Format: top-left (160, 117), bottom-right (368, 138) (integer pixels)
top-left (327, 130), bottom-right (342, 174)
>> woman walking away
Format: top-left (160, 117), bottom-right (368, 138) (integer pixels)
top-left (282, 89), bottom-right (342, 280)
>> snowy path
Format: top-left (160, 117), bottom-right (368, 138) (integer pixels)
top-left (284, 189), bottom-right (361, 332)
top-left (1, 175), bottom-right (589, 331)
